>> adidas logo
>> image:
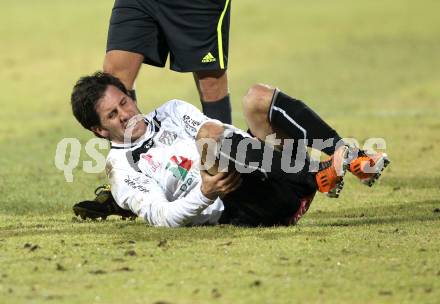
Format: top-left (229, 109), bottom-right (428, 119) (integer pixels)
top-left (201, 52), bottom-right (216, 63)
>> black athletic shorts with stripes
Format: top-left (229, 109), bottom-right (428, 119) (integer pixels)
top-left (218, 170), bottom-right (316, 227)
top-left (106, 0), bottom-right (231, 72)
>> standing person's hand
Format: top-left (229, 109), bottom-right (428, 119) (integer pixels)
top-left (200, 170), bottom-right (241, 200)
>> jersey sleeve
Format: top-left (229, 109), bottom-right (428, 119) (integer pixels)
top-left (108, 165), bottom-right (215, 228)
top-left (168, 99), bottom-right (218, 138)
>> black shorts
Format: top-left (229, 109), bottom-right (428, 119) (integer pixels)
top-left (107, 0), bottom-right (231, 72)
top-left (219, 171), bottom-right (316, 227)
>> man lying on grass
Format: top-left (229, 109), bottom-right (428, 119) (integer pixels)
top-left (70, 72), bottom-right (389, 227)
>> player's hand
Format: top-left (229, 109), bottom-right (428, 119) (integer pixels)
top-left (200, 170), bottom-right (242, 200)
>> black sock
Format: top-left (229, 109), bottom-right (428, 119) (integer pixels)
top-left (269, 89), bottom-right (343, 156)
top-left (201, 94), bottom-right (232, 124)
top-left (128, 89), bottom-right (137, 101)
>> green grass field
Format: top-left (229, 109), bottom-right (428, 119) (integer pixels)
top-left (1, 0), bottom-right (440, 303)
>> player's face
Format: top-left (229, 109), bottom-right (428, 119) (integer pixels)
top-left (93, 85), bottom-right (146, 143)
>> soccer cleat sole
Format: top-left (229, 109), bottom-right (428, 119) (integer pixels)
top-left (318, 146), bottom-right (349, 198)
top-left (73, 206), bottom-right (108, 221)
top-left (325, 147), bottom-right (349, 198)
top-left (326, 180), bottom-right (344, 198)
top-left (360, 155), bottom-right (390, 187)
top-left (73, 206), bottom-right (136, 221)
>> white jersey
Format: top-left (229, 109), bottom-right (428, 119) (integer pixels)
top-left (105, 99), bottom-right (224, 227)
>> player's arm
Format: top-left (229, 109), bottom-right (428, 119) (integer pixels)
top-left (109, 167), bottom-right (237, 227)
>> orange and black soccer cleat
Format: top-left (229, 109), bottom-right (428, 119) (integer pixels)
top-left (347, 149), bottom-right (390, 187)
top-left (315, 146), bottom-right (349, 198)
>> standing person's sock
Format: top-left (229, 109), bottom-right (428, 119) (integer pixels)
top-left (128, 89), bottom-right (137, 101)
top-left (269, 89), bottom-right (343, 156)
top-left (202, 94), bottom-right (232, 124)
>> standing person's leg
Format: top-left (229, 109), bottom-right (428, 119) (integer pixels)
top-left (103, 51), bottom-right (144, 100)
top-left (156, 0), bottom-right (233, 124)
top-left (105, 0), bottom-right (169, 101)
top-left (193, 70), bottom-right (232, 124)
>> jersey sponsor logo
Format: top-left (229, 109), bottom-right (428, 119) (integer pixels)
top-left (202, 52), bottom-right (216, 63)
top-left (141, 153), bottom-right (161, 172)
top-left (124, 176), bottom-right (149, 193)
top-left (166, 156), bottom-right (193, 180)
top-left (179, 171), bottom-right (196, 192)
top-left (158, 130), bottom-right (177, 146)
top-left (182, 115), bottom-right (201, 133)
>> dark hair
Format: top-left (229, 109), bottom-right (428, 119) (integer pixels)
top-left (71, 71), bottom-right (128, 130)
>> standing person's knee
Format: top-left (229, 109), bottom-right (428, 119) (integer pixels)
top-left (242, 83), bottom-right (275, 119)
top-left (103, 51), bottom-right (143, 89)
top-left (103, 52), bottom-right (127, 74)
top-left (201, 78), bottom-right (223, 100)
top-left (194, 70), bottom-right (228, 101)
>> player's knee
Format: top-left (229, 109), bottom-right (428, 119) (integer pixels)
top-left (196, 121), bottom-right (225, 142)
top-left (242, 83), bottom-right (274, 117)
